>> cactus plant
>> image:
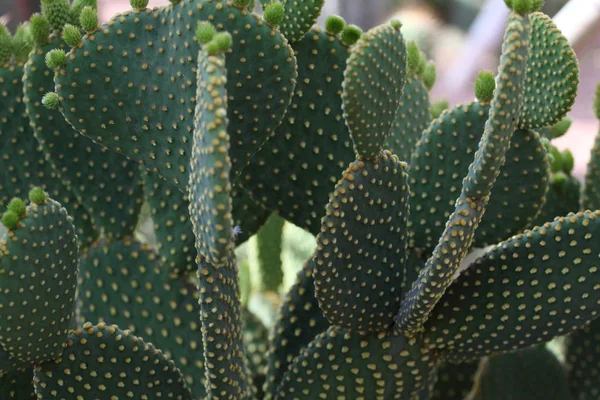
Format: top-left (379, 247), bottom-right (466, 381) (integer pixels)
top-left (2, 0), bottom-right (600, 398)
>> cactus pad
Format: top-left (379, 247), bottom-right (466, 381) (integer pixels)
top-left (276, 326), bottom-right (437, 399)
top-left (33, 322), bottom-right (193, 399)
top-left (142, 171), bottom-right (197, 274)
top-left (397, 13), bottom-right (531, 335)
top-left (256, 213), bottom-right (285, 292)
top-left (532, 172), bottom-right (580, 227)
top-left (386, 75), bottom-right (431, 163)
top-left (242, 309), bottom-right (269, 396)
top-left (0, 197), bottom-right (78, 366)
top-left (53, 0), bottom-right (296, 190)
top-left (431, 360), bottom-right (479, 400)
top-left (23, 34), bottom-right (144, 238)
top-left (0, 368), bottom-right (35, 399)
top-left (567, 318), bottom-right (600, 399)
top-left (263, 258), bottom-right (329, 400)
top-left (519, 12), bottom-right (579, 130)
top-left (409, 101), bottom-right (549, 250)
top-left (189, 46), bottom-right (234, 266)
top-left (583, 122), bottom-right (600, 212)
top-left (469, 345), bottom-right (570, 400)
top-left (425, 211), bottom-right (600, 361)
top-left (240, 28), bottom-right (354, 235)
top-left (77, 236), bottom-right (205, 397)
top-left (342, 22), bottom-right (406, 159)
top-left (313, 151), bottom-right (410, 332)
top-left (278, 0), bottom-right (324, 43)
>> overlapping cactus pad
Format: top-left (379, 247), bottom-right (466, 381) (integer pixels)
top-left (2, 0), bottom-right (600, 398)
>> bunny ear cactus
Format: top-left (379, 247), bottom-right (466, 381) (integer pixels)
top-left (0, 189), bottom-right (78, 370)
top-left (24, 5), bottom-right (145, 240)
top-left (33, 323), bottom-right (193, 399)
top-left (0, 23), bottom-right (98, 246)
top-left (49, 0), bottom-right (297, 190)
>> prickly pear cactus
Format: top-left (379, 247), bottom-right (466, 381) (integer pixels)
top-left (1, 0), bottom-right (600, 398)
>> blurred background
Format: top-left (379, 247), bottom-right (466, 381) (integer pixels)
top-left (1, 0), bottom-right (600, 319)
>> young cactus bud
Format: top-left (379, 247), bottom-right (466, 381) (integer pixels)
top-left (549, 118), bottom-right (572, 139)
top-left (70, 0), bottom-right (97, 20)
top-left (233, 0), bottom-right (252, 8)
top-left (7, 198), bottom-right (26, 218)
top-left (196, 21), bottom-right (216, 45)
top-left (561, 150), bottom-right (574, 174)
top-left (79, 6), bottom-right (98, 33)
top-left (504, 0), bottom-right (543, 14)
top-left (204, 32), bottom-right (232, 55)
top-left (264, 1), bottom-right (285, 26)
top-left (1, 211), bottom-right (19, 230)
top-left (41, 0), bottom-right (71, 31)
top-left (130, 0), bottom-right (149, 11)
top-left (549, 146), bottom-right (562, 173)
top-left (423, 61), bottom-right (436, 91)
top-left (45, 48), bottom-right (67, 69)
top-left (61, 24), bottom-right (81, 46)
top-left (406, 40), bottom-right (421, 75)
top-left (42, 92), bottom-right (60, 109)
top-left (430, 99), bottom-right (449, 119)
top-left (340, 24), bottom-right (362, 46)
top-left (29, 13), bottom-right (51, 47)
top-left (28, 188), bottom-right (48, 205)
top-left (475, 71), bottom-right (495, 104)
top-left (12, 24), bottom-right (33, 61)
top-left (325, 15), bottom-right (345, 35)
top-left (0, 24), bottom-right (11, 64)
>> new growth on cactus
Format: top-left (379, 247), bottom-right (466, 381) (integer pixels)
top-left (0, 0), bottom-right (599, 398)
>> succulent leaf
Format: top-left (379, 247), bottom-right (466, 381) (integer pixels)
top-left (33, 323), bottom-right (193, 399)
top-left (240, 28), bottom-right (354, 235)
top-left (342, 22), bottom-right (407, 159)
top-left (263, 258), bottom-right (329, 400)
top-left (53, 1), bottom-right (297, 190)
top-left (519, 12), bottom-right (579, 130)
top-left (77, 237), bottom-right (206, 397)
top-left (425, 211), bottom-right (600, 361)
top-left (313, 151), bottom-right (410, 332)
top-left (0, 197), bottom-right (78, 367)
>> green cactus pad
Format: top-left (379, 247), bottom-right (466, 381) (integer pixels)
top-left (242, 308), bottom-right (269, 396)
top-left (313, 151), bottom-right (410, 332)
top-left (0, 368), bottom-right (35, 399)
top-left (263, 258), bottom-right (329, 400)
top-left (278, 0), bottom-right (324, 42)
top-left (77, 236), bottom-right (205, 397)
top-left (531, 172), bottom-right (580, 227)
top-left (275, 326), bottom-right (437, 399)
top-left (142, 171), bottom-right (196, 274)
top-left (342, 22), bottom-right (406, 159)
top-left (582, 125), bottom-right (600, 212)
top-left (409, 101), bottom-right (549, 250)
top-left (469, 345), bottom-right (570, 400)
top-left (197, 258), bottom-right (253, 399)
top-left (189, 48), bottom-right (234, 266)
top-left (0, 198), bottom-right (78, 366)
top-left (240, 28), bottom-right (354, 235)
top-left (0, 56), bottom-right (99, 247)
top-left (519, 13), bottom-right (579, 130)
top-left (33, 322), bottom-right (193, 399)
top-left (386, 75), bottom-right (431, 163)
top-left (256, 213), bottom-right (284, 292)
top-left (54, 1), bottom-right (296, 190)
top-left (397, 13), bottom-right (531, 335)
top-left (431, 360), bottom-right (479, 400)
top-left (424, 210), bottom-right (600, 361)
top-left (567, 318), bottom-right (600, 399)
top-left (24, 35), bottom-right (144, 239)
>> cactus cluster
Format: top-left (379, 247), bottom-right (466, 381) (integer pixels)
top-left (0, 0), bottom-right (599, 398)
